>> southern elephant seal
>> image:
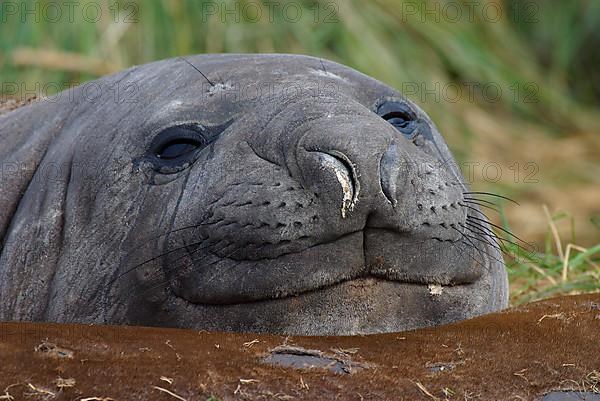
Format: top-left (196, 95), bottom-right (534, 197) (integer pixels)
top-left (0, 54), bottom-right (508, 335)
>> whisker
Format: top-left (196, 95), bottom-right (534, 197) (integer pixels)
top-left (179, 56), bottom-right (215, 87)
top-left (450, 228), bottom-right (492, 268)
top-left (463, 191), bottom-right (520, 205)
top-left (460, 227), bottom-right (503, 253)
top-left (319, 58), bottom-right (327, 74)
top-left (113, 236), bottom-right (221, 284)
top-left (121, 224), bottom-right (206, 260)
top-left (463, 197), bottom-right (500, 208)
top-left (451, 226), bottom-right (504, 266)
top-left (460, 222), bottom-right (505, 252)
top-left (129, 243), bottom-right (242, 302)
top-left (462, 201), bottom-right (501, 215)
top-left (447, 237), bottom-right (489, 270)
top-left (459, 202), bottom-right (495, 218)
top-left (467, 215), bottom-right (530, 248)
top-left (133, 238), bottom-right (234, 287)
top-left (465, 220), bottom-right (531, 255)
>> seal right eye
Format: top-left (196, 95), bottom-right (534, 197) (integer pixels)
top-left (147, 124), bottom-right (208, 173)
top-left (157, 138), bottom-right (202, 160)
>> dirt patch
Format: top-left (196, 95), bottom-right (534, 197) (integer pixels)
top-left (1, 294), bottom-right (599, 400)
top-left (263, 345), bottom-right (371, 374)
top-left (34, 340), bottom-right (75, 359)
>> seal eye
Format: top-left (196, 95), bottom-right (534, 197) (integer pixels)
top-left (157, 138), bottom-right (202, 160)
top-left (381, 111), bottom-right (412, 130)
top-left (147, 124), bottom-right (208, 173)
top-left (377, 101), bottom-right (417, 136)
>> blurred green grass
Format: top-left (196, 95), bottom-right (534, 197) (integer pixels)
top-left (1, 0), bottom-right (598, 127)
top-left (1, 0), bottom-right (599, 302)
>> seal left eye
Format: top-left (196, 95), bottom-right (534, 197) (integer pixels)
top-left (382, 111), bottom-right (411, 130)
top-left (376, 101), bottom-right (417, 137)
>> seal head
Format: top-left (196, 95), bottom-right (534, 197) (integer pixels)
top-left (0, 54), bottom-right (508, 334)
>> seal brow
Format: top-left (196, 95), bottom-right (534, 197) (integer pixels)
top-left (245, 141), bottom-right (281, 167)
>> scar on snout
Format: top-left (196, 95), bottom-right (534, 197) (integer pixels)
top-left (167, 100), bottom-right (184, 108)
top-left (208, 82), bottom-right (233, 95)
top-left (332, 166), bottom-right (354, 219)
top-left (428, 284), bottom-right (444, 296)
top-left (310, 68), bottom-right (346, 81)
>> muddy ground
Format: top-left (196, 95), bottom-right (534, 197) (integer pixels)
top-left (1, 294), bottom-right (599, 401)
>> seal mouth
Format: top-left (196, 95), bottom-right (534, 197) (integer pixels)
top-left (171, 227), bottom-right (483, 306)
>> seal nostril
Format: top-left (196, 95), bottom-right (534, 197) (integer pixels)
top-left (380, 142), bottom-right (402, 206)
top-left (308, 149), bottom-right (359, 218)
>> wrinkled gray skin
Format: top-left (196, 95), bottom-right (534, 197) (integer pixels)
top-left (0, 54), bottom-right (508, 335)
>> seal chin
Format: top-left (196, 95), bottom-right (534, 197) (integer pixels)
top-left (169, 276), bottom-right (491, 335)
top-left (171, 227), bottom-right (484, 306)
top-left (272, 277), bottom-right (493, 335)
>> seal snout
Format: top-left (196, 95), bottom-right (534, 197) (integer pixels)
top-left (296, 120), bottom-right (466, 239)
top-left (288, 117), bottom-right (478, 287)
